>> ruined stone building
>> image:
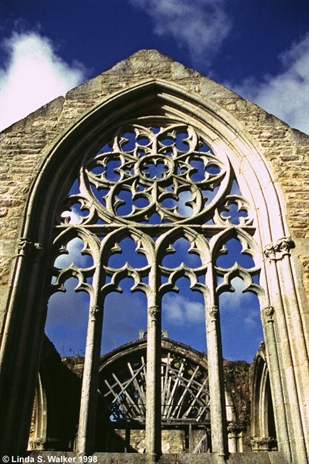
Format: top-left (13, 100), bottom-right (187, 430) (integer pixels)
top-left (0, 50), bottom-right (308, 463)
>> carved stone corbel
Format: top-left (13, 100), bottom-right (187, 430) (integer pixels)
top-left (227, 421), bottom-right (245, 434)
top-left (263, 306), bottom-right (275, 323)
top-left (263, 237), bottom-right (295, 261)
top-left (250, 436), bottom-right (277, 452)
top-left (227, 422), bottom-right (238, 434)
top-left (17, 237), bottom-right (43, 260)
top-left (263, 243), bottom-right (276, 260)
top-left (29, 437), bottom-right (60, 451)
top-left (259, 341), bottom-right (265, 352)
top-left (275, 236), bottom-right (295, 254)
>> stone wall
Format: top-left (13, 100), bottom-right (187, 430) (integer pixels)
top-left (0, 49), bottom-right (308, 334)
top-left (0, 49), bottom-right (308, 461)
top-left (113, 429), bottom-right (188, 454)
top-left (28, 451), bottom-right (288, 464)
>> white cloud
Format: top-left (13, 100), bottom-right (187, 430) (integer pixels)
top-left (219, 277), bottom-right (260, 329)
top-left (0, 30), bottom-right (87, 130)
top-left (230, 33), bottom-right (309, 135)
top-left (244, 309), bottom-right (259, 329)
top-left (54, 237), bottom-right (93, 269)
top-left (61, 206), bottom-right (82, 225)
top-left (130, 0), bottom-right (231, 61)
top-left (163, 293), bottom-right (204, 325)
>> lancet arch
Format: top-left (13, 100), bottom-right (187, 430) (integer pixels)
top-left (251, 346), bottom-right (277, 451)
top-left (0, 76), bottom-right (308, 462)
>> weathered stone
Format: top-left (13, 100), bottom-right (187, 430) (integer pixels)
top-left (0, 207), bottom-right (8, 217)
top-left (0, 49), bottom-right (308, 463)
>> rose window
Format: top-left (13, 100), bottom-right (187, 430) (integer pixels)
top-left (58, 123), bottom-right (252, 227)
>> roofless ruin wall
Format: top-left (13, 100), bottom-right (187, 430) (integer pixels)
top-left (1, 50), bottom-right (308, 331)
top-left (0, 50), bottom-right (308, 463)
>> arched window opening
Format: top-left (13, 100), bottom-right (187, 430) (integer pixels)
top-left (101, 277), bottom-right (147, 353)
top-left (28, 118), bottom-right (271, 456)
top-left (95, 339), bottom-right (211, 453)
top-left (218, 277), bottom-right (263, 362)
top-left (162, 277), bottom-right (206, 353)
top-left (46, 278), bottom-right (90, 359)
top-left (28, 339), bottom-right (82, 452)
top-left (160, 234), bottom-right (206, 352)
top-left (100, 232), bottom-right (150, 355)
top-left (215, 233), bottom-right (263, 362)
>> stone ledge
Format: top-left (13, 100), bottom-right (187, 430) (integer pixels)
top-left (28, 452), bottom-right (287, 464)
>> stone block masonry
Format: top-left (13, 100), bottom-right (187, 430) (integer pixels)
top-left (1, 50), bottom-right (308, 329)
top-left (0, 50), bottom-right (308, 462)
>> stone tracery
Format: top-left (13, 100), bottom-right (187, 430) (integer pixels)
top-left (0, 53), bottom-right (308, 463)
top-left (58, 123), bottom-right (252, 226)
top-left (49, 119), bottom-right (262, 455)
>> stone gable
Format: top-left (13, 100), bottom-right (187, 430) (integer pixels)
top-left (0, 49), bottom-right (308, 461)
top-left (1, 49), bottom-right (308, 326)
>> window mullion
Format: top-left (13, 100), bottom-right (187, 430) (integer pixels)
top-left (145, 252), bottom-right (162, 459)
top-left (75, 266), bottom-right (103, 454)
top-left (205, 261), bottom-right (228, 457)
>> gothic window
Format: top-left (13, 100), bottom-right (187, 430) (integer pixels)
top-left (46, 119), bottom-right (263, 455)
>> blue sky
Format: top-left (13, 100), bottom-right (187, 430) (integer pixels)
top-left (46, 129), bottom-right (263, 363)
top-left (1, 1), bottom-right (308, 362)
top-left (47, 234), bottom-right (262, 362)
top-left (1, 0), bottom-right (308, 133)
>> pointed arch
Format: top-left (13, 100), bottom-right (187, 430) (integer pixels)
top-left (0, 77), bottom-right (308, 461)
top-left (17, 79), bottom-right (287, 244)
top-left (251, 347), bottom-right (277, 451)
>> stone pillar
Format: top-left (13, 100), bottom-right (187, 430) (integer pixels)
top-left (261, 306), bottom-right (290, 457)
top-left (76, 300), bottom-right (103, 454)
top-left (205, 298), bottom-right (227, 460)
top-left (145, 303), bottom-right (161, 461)
top-left (276, 244), bottom-right (309, 433)
top-left (0, 238), bottom-right (44, 452)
